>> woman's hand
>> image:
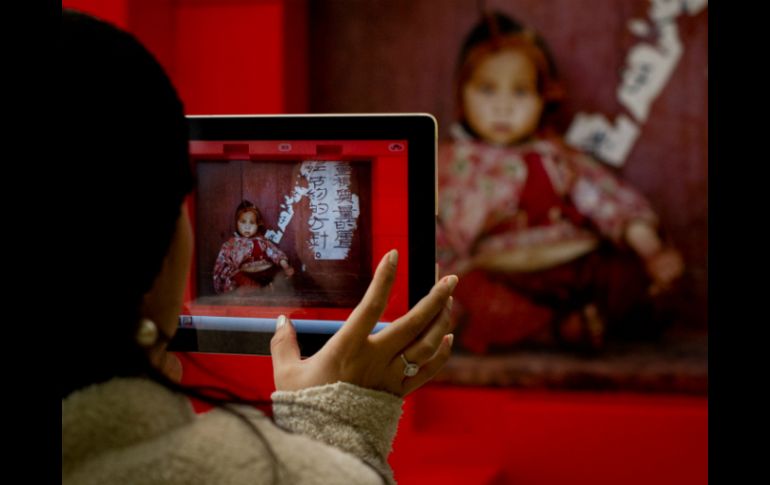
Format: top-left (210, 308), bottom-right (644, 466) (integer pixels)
top-left (271, 250), bottom-right (457, 397)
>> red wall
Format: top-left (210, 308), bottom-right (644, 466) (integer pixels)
top-left (64, 0), bottom-right (300, 115)
top-left (173, 1), bottom-right (284, 114)
top-left (392, 387), bottom-right (707, 485)
top-left (60, 2), bottom-right (707, 483)
top-left (63, 0), bottom-right (128, 29)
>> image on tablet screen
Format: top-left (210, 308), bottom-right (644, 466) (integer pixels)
top-left (182, 139), bottom-right (409, 330)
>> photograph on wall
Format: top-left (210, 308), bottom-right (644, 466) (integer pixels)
top-left (309, 0), bottom-right (708, 394)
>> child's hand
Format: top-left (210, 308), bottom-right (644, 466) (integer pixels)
top-left (645, 248), bottom-right (684, 295)
top-left (280, 260), bottom-right (295, 278)
top-left (624, 220), bottom-right (684, 294)
top-left (271, 250), bottom-right (457, 397)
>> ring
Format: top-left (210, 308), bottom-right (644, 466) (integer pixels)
top-left (400, 353), bottom-right (420, 377)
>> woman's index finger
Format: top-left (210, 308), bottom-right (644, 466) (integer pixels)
top-left (332, 250), bottom-right (399, 344)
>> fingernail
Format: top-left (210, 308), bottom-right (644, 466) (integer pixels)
top-left (388, 249), bottom-right (398, 266)
top-left (276, 315), bottom-right (287, 329)
top-left (446, 334), bottom-right (454, 347)
top-left (445, 275), bottom-right (458, 291)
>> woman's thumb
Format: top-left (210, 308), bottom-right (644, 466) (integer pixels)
top-left (270, 315), bottom-right (300, 366)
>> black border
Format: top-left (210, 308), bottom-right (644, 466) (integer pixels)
top-left (169, 114), bottom-right (437, 356)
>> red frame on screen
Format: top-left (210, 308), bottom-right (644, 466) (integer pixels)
top-left (181, 139), bottom-right (409, 323)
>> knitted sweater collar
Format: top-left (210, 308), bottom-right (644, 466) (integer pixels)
top-left (62, 377), bottom-right (195, 473)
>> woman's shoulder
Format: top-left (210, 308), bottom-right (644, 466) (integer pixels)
top-left (63, 378), bottom-right (383, 484)
top-left (196, 403), bottom-right (385, 484)
top-left (62, 377), bottom-right (194, 430)
top-left (63, 378), bottom-right (196, 482)
top-left (62, 378), bottom-right (270, 484)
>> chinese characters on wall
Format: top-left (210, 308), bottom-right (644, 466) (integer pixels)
top-left (265, 161), bottom-right (360, 260)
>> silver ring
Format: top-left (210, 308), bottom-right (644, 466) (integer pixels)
top-left (400, 353), bottom-right (420, 377)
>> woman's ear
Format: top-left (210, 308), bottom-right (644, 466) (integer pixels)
top-left (160, 351), bottom-right (183, 383)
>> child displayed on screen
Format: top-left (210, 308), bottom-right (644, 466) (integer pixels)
top-left (213, 200), bottom-right (295, 294)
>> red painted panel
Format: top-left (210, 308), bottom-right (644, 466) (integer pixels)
top-left (177, 351), bottom-right (275, 411)
top-left (372, 154), bottom-right (409, 320)
top-left (127, 0), bottom-right (177, 80)
top-left (282, 0), bottom-right (308, 113)
top-left (174, 1), bottom-right (284, 114)
top-left (391, 386), bottom-right (708, 485)
top-left (62, 0), bottom-right (129, 29)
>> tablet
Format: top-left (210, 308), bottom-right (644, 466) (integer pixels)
top-left (168, 114), bottom-right (437, 356)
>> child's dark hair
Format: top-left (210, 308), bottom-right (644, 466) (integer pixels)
top-left (455, 11), bottom-right (567, 137)
top-left (235, 199), bottom-right (267, 236)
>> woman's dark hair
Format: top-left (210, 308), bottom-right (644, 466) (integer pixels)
top-left (60, 9), bottom-right (195, 397)
top-left (60, 10), bottom-right (288, 481)
top-left (455, 11), bottom-right (567, 138)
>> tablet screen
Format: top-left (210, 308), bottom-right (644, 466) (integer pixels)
top-left (171, 115), bottom-right (435, 355)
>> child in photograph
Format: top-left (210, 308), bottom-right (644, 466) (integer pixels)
top-left (213, 200), bottom-right (295, 294)
top-left (437, 12), bottom-right (684, 353)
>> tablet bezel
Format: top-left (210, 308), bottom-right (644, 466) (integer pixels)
top-left (169, 114), bottom-right (437, 356)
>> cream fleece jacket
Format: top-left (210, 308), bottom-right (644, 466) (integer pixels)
top-left (62, 378), bottom-right (403, 484)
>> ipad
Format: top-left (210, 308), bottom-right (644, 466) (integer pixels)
top-left (168, 114), bottom-right (437, 356)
